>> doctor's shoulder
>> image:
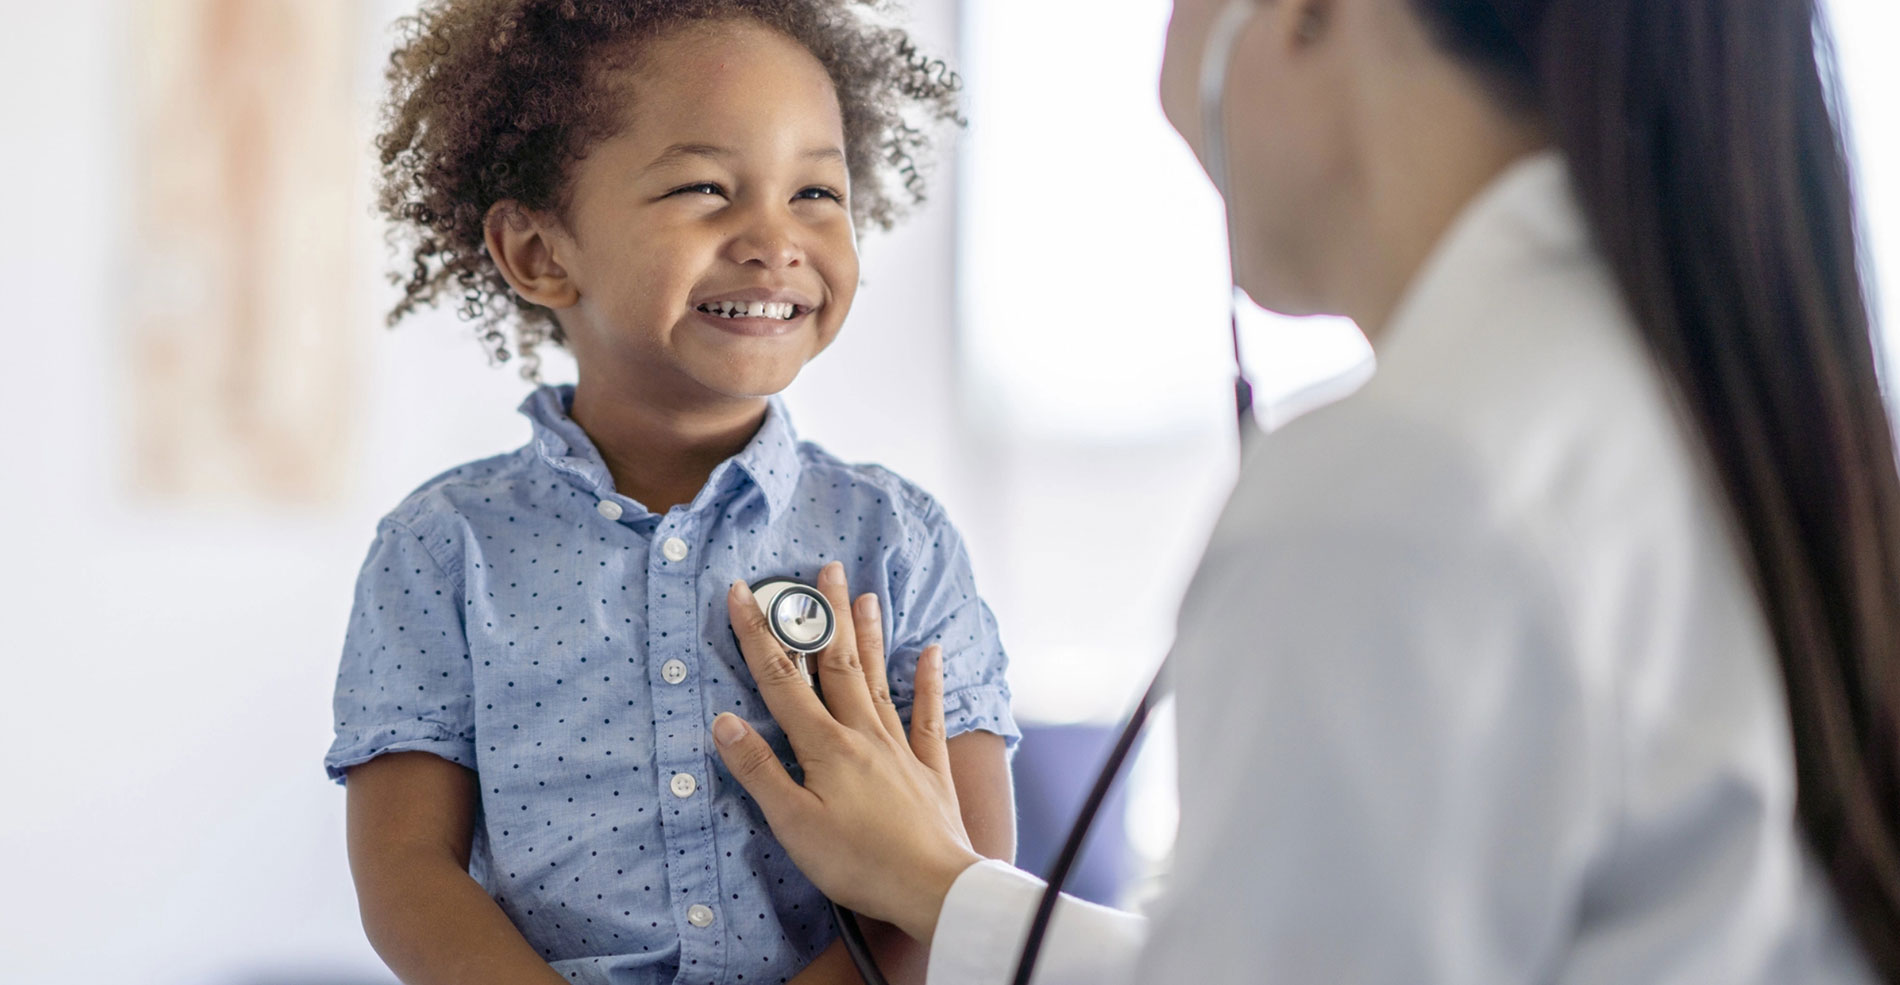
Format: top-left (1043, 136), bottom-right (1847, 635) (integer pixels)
top-left (1224, 269), bottom-right (1689, 558)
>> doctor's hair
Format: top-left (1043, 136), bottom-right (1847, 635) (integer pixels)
top-left (1413, 0), bottom-right (1900, 977)
top-left (373, 0), bottom-right (963, 377)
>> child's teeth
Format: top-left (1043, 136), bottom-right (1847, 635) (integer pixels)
top-left (700, 301), bottom-right (798, 320)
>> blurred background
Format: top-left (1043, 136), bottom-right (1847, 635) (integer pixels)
top-left (0, 0), bottom-right (1893, 982)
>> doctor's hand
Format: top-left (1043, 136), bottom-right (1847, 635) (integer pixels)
top-left (715, 561), bottom-right (984, 945)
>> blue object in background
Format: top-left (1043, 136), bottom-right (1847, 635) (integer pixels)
top-left (1010, 721), bottom-right (1134, 907)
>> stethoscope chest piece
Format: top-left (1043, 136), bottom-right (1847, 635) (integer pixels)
top-left (747, 576), bottom-right (837, 684)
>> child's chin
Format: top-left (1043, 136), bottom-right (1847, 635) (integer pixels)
top-left (700, 362), bottom-right (801, 401)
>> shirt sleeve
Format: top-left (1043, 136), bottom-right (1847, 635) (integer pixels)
top-left (926, 860), bottom-right (1148, 985)
top-left (886, 498), bottom-right (1020, 749)
top-left (323, 518), bottom-right (477, 783)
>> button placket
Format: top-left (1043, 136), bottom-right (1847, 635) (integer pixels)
top-left (647, 518), bottom-right (722, 976)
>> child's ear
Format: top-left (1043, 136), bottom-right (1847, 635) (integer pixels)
top-left (484, 201), bottom-right (580, 310)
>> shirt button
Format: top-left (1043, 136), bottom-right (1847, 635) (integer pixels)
top-left (662, 537), bottom-right (689, 562)
top-left (670, 772), bottom-right (698, 798)
top-left (596, 500), bottom-right (623, 521)
top-left (661, 659), bottom-right (688, 685)
top-left (687, 903), bottom-right (716, 928)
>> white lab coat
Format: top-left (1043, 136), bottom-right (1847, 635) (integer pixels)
top-left (925, 154), bottom-right (1878, 985)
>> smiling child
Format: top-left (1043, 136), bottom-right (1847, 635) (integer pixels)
top-left (322, 4), bottom-right (1018, 984)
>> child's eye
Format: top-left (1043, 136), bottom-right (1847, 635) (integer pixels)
top-left (672, 182), bottom-right (726, 198)
top-left (795, 187), bottom-right (844, 203)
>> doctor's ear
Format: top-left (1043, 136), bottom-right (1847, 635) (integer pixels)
top-left (1256, 0), bottom-right (1331, 47)
top-left (484, 201), bottom-right (580, 311)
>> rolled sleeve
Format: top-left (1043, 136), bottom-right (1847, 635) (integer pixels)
top-left (941, 679), bottom-right (1018, 749)
top-left (323, 519), bottom-right (476, 783)
top-left (887, 501), bottom-right (1020, 749)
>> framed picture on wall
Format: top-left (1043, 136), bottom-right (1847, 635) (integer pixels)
top-left (125, 0), bottom-right (361, 504)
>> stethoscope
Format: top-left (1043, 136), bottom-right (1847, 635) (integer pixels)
top-left (1005, 5), bottom-right (1262, 982)
top-left (765, 3), bottom-right (1265, 981)
top-left (745, 577), bottom-right (838, 684)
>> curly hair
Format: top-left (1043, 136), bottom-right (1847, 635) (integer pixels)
top-left (375, 0), bottom-right (964, 376)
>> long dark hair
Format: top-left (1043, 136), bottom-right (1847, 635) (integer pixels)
top-left (1409, 0), bottom-right (1900, 977)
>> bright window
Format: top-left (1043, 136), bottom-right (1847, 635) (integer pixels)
top-left (1829, 0), bottom-right (1899, 359)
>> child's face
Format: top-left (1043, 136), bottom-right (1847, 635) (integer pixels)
top-left (552, 19), bottom-right (859, 404)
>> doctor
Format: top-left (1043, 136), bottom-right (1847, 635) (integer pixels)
top-left (713, 0), bottom-right (1900, 980)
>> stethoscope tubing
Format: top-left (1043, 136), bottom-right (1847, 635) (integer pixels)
top-left (1007, 662), bottom-right (1172, 985)
top-left (1006, 3), bottom-right (1262, 983)
top-left (838, 6), bottom-right (1263, 980)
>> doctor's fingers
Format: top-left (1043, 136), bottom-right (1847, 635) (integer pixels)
top-left (809, 563), bottom-right (887, 735)
top-left (908, 646), bottom-right (953, 776)
top-left (728, 580), bottom-right (844, 750)
top-left (849, 592), bottom-right (908, 741)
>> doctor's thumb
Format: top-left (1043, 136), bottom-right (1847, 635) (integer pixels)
top-left (712, 713), bottom-right (804, 808)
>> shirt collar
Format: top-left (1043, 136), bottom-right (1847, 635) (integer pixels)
top-left (519, 384), bottom-right (802, 521)
top-left (726, 395), bottom-right (802, 519)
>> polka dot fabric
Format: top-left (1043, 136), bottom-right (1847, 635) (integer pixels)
top-left (325, 385), bottom-right (1018, 985)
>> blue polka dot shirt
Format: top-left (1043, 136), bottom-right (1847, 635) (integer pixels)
top-left (324, 385), bottom-right (1018, 985)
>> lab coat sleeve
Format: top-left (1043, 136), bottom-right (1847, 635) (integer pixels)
top-left (927, 860), bottom-right (1148, 985)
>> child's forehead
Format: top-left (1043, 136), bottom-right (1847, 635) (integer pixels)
top-left (597, 18), bottom-right (845, 142)
top-left (606, 19), bottom-right (832, 104)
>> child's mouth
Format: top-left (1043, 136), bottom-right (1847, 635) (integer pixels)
top-left (696, 301), bottom-right (805, 321)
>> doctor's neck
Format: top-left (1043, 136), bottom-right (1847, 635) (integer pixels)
top-left (1265, 2), bottom-right (1548, 342)
top-left (1341, 75), bottom-right (1547, 341)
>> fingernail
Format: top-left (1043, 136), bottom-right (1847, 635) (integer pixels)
top-left (822, 561), bottom-right (844, 584)
top-left (856, 594), bottom-right (879, 623)
top-left (730, 579), bottom-right (750, 598)
top-left (713, 713), bottom-right (747, 747)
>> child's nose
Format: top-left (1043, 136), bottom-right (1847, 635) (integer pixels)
top-left (726, 208), bottom-right (804, 270)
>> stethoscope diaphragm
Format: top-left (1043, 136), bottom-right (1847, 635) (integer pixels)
top-left (747, 576), bottom-right (837, 684)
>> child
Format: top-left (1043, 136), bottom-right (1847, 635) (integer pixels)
top-left (322, 3), bottom-right (1018, 984)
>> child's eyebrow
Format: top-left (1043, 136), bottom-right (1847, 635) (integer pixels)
top-left (641, 143), bottom-right (847, 174)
